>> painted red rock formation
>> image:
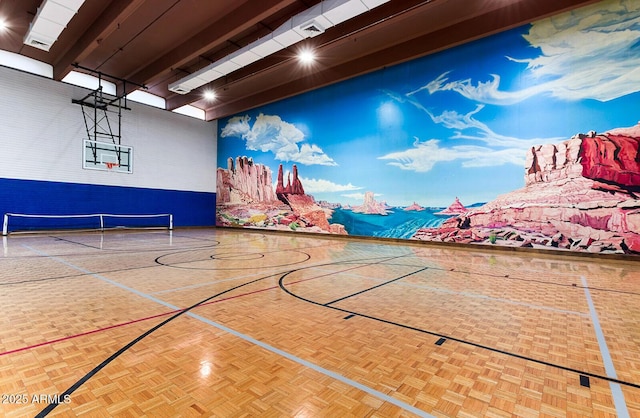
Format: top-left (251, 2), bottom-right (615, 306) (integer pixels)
top-left (525, 129), bottom-right (640, 190)
top-left (216, 156), bottom-right (278, 204)
top-left (352, 191), bottom-right (391, 215)
top-left (276, 164), bottom-right (305, 196)
top-left (285, 194), bottom-right (330, 230)
top-left (435, 197), bottom-right (468, 215)
top-left (217, 157), bottom-right (346, 235)
top-left (581, 133), bottom-right (640, 189)
top-left (413, 126), bottom-right (640, 255)
top-left (276, 167), bottom-right (345, 233)
top-left (525, 137), bottom-right (583, 185)
top-left (404, 202), bottom-right (425, 211)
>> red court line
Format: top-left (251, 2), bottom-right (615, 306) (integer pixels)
top-left (0, 285), bottom-right (278, 357)
top-left (1, 261), bottom-right (375, 357)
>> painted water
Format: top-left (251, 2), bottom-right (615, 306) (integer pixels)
top-left (329, 207), bottom-right (451, 239)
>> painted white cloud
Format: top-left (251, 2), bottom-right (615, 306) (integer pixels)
top-left (378, 137), bottom-right (526, 172)
top-left (410, 72), bottom-right (547, 106)
top-left (220, 115), bottom-right (251, 137)
top-left (221, 113), bottom-right (336, 166)
top-left (412, 0), bottom-right (640, 104)
top-left (294, 143), bottom-right (337, 166)
top-left (429, 105), bottom-right (564, 148)
top-left (521, 0), bottom-right (640, 101)
top-left (386, 90), bottom-right (564, 147)
top-left (381, 92), bottom-right (565, 173)
top-left (299, 177), bottom-right (361, 193)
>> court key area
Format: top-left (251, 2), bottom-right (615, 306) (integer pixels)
top-left (0, 228), bottom-right (639, 417)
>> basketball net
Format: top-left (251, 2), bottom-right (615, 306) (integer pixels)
top-left (105, 162), bottom-right (119, 170)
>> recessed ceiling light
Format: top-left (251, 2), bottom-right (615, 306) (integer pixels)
top-left (298, 49), bottom-right (315, 64)
top-left (203, 90), bottom-right (216, 101)
top-left (0, 19), bottom-right (7, 32)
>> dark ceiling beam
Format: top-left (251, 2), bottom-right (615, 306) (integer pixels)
top-left (165, 0), bottom-right (432, 111)
top-left (124, 0), bottom-right (300, 93)
top-left (203, 0), bottom-right (599, 121)
top-left (52, 0), bottom-right (147, 80)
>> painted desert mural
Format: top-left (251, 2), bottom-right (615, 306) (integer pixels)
top-left (216, 0), bottom-right (640, 256)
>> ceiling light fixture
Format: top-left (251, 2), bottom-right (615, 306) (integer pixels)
top-left (169, 0), bottom-right (391, 95)
top-left (0, 19), bottom-right (7, 32)
top-left (203, 90), bottom-right (216, 101)
top-left (23, 0), bottom-right (86, 52)
top-left (298, 49), bottom-right (316, 64)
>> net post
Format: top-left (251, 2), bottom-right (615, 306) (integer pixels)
top-left (100, 214), bottom-right (104, 232)
top-left (2, 213), bottom-right (8, 236)
top-left (169, 214), bottom-right (173, 231)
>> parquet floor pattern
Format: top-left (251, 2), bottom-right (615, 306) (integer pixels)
top-left (0, 228), bottom-right (638, 417)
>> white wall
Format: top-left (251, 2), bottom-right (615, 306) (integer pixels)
top-left (0, 65), bottom-right (217, 193)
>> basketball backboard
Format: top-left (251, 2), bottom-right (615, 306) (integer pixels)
top-left (83, 139), bottom-right (133, 173)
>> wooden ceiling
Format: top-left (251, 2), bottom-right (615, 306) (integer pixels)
top-left (0, 0), bottom-right (599, 121)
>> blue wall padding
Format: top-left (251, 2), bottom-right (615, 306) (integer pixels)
top-left (0, 177), bottom-right (216, 229)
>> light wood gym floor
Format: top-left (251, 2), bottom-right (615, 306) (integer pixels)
top-left (0, 228), bottom-right (638, 417)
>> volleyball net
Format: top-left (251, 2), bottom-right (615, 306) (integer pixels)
top-left (2, 213), bottom-right (173, 235)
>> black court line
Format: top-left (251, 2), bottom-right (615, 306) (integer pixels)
top-left (5, 250), bottom-right (639, 300)
top-left (270, 254), bottom-right (415, 296)
top-left (324, 266), bottom-right (430, 306)
top-left (9, 230), bottom-right (638, 297)
top-left (350, 261), bottom-right (640, 297)
top-left (35, 252), bottom-right (412, 416)
top-left (278, 268), bottom-right (640, 390)
top-left (444, 267), bottom-right (640, 297)
top-left (166, 231), bottom-right (275, 248)
top-left (152, 237), bottom-right (360, 271)
top-left (0, 270), bottom-right (116, 287)
top-left (35, 269), bottom-right (289, 417)
top-left (2, 246), bottom-right (192, 287)
top-left (1, 235), bottom-right (333, 286)
top-left (0, 243), bottom-right (402, 287)
top-left (14, 235), bottom-right (639, 415)
top-left (0, 238), bottom-right (221, 259)
top-left (154, 249), bottom-right (312, 270)
top-left (49, 234), bottom-right (223, 253)
top-left (8, 231), bottom-right (638, 296)
top-left (50, 235), bottom-right (107, 250)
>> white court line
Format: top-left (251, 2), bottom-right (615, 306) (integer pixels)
top-left (24, 244), bottom-right (435, 418)
top-left (581, 276), bottom-right (629, 418)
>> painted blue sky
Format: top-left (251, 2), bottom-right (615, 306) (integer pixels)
top-left (218, 0), bottom-right (640, 207)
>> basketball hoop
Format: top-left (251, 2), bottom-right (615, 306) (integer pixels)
top-left (104, 162), bottom-right (119, 170)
